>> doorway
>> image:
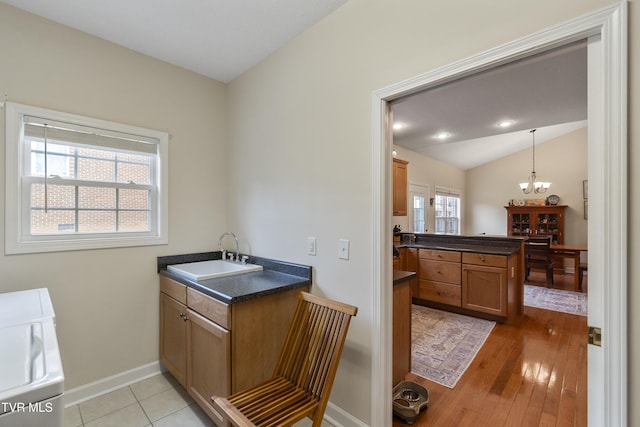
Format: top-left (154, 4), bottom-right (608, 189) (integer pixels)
top-left (371, 4), bottom-right (627, 427)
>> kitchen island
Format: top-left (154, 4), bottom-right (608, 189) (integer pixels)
top-left (395, 233), bottom-right (525, 324)
top-left (157, 252), bottom-right (311, 425)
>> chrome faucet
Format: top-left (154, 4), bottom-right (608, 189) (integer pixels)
top-left (218, 231), bottom-right (239, 261)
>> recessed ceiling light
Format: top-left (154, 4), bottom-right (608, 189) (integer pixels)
top-left (435, 132), bottom-right (451, 140)
top-left (393, 122), bottom-right (405, 130)
top-left (497, 120), bottom-right (515, 128)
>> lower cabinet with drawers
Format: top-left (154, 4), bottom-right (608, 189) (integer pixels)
top-left (159, 276), bottom-right (307, 426)
top-left (415, 248), bottom-right (520, 322)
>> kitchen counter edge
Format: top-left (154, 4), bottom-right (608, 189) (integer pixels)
top-left (158, 252), bottom-right (312, 304)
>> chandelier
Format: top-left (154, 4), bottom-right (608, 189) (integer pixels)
top-left (519, 129), bottom-right (551, 194)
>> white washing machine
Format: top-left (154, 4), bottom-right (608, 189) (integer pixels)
top-left (0, 288), bottom-right (64, 427)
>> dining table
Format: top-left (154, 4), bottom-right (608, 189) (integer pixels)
top-left (550, 244), bottom-right (588, 292)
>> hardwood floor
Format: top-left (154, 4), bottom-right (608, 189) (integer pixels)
top-left (394, 272), bottom-right (588, 427)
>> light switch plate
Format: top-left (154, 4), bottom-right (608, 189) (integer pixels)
top-left (308, 237), bottom-right (317, 256)
top-left (338, 238), bottom-right (349, 260)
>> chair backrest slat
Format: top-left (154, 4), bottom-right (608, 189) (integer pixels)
top-left (525, 235), bottom-right (552, 260)
top-left (273, 292), bottom-right (357, 406)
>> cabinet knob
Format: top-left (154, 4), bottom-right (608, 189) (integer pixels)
top-left (179, 312), bottom-right (189, 321)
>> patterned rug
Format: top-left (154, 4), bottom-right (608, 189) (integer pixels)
top-left (524, 285), bottom-right (587, 316)
top-left (411, 305), bottom-right (495, 389)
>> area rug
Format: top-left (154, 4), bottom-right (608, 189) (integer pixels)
top-left (524, 285), bottom-right (587, 316)
top-left (411, 305), bottom-right (495, 388)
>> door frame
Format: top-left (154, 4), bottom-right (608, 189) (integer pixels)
top-left (370, 3), bottom-right (627, 426)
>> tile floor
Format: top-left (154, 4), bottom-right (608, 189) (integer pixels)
top-left (64, 372), bottom-right (330, 427)
top-left (64, 372), bottom-right (214, 427)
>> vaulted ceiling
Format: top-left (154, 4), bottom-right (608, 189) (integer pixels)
top-left (391, 42), bottom-right (587, 170)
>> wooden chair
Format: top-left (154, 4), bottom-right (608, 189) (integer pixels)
top-left (578, 262), bottom-right (588, 290)
top-left (212, 291), bottom-right (358, 427)
top-left (525, 235), bottom-right (554, 286)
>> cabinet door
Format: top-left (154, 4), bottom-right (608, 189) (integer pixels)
top-left (186, 308), bottom-right (231, 426)
top-left (461, 264), bottom-right (507, 316)
top-left (159, 293), bottom-right (187, 387)
top-left (393, 159), bottom-right (408, 216)
top-left (393, 279), bottom-right (412, 386)
top-left (405, 248), bottom-right (418, 272)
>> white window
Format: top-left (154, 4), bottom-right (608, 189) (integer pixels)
top-left (435, 187), bottom-right (461, 235)
top-left (5, 102), bottom-right (168, 254)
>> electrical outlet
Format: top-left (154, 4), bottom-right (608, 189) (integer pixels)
top-left (308, 237), bottom-right (317, 256)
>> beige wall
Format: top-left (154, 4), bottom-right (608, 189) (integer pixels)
top-left (467, 127), bottom-right (588, 250)
top-left (227, 0), bottom-right (636, 424)
top-left (0, 4), bottom-right (229, 389)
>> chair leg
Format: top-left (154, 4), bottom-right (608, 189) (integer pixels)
top-left (546, 267), bottom-right (554, 287)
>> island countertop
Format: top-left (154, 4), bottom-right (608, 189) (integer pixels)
top-left (394, 233), bottom-right (525, 255)
top-left (158, 252), bottom-right (311, 304)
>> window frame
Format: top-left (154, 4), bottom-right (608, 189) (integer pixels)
top-left (5, 102), bottom-right (169, 254)
top-left (434, 186), bottom-right (461, 235)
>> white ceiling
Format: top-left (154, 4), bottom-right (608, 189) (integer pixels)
top-left (392, 42), bottom-right (588, 170)
top-left (0, 0), bottom-right (348, 83)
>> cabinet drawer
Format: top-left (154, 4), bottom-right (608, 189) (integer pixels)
top-left (417, 280), bottom-right (461, 306)
top-left (187, 288), bottom-right (230, 330)
top-left (419, 259), bottom-right (461, 285)
top-left (462, 252), bottom-right (507, 268)
top-left (160, 276), bottom-right (187, 305)
top-left (419, 249), bottom-right (461, 262)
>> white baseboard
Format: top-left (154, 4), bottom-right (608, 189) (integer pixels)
top-left (323, 402), bottom-right (369, 427)
top-left (63, 361), bottom-right (164, 407)
top-left (293, 402), bottom-right (368, 427)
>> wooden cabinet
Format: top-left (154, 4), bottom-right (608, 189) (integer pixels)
top-left (461, 253), bottom-right (509, 317)
top-left (506, 205), bottom-right (567, 244)
top-left (159, 291), bottom-right (187, 387)
top-left (394, 247), bottom-right (418, 273)
top-left (416, 249), bottom-right (462, 306)
top-left (393, 158), bottom-right (408, 216)
top-left (393, 275), bottom-right (414, 386)
top-left (186, 308), bottom-right (230, 426)
top-left (414, 249), bottom-right (521, 322)
top-left (160, 276), bottom-right (306, 426)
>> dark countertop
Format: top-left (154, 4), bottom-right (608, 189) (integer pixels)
top-left (158, 252), bottom-right (312, 304)
top-left (395, 242), bottom-right (518, 256)
top-left (393, 270), bottom-right (416, 285)
top-left (395, 233), bottom-right (524, 256)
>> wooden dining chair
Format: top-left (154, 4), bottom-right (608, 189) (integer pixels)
top-left (212, 291), bottom-right (358, 427)
top-left (525, 235), bottom-right (554, 286)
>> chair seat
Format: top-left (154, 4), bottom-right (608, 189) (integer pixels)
top-left (213, 377), bottom-right (320, 427)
